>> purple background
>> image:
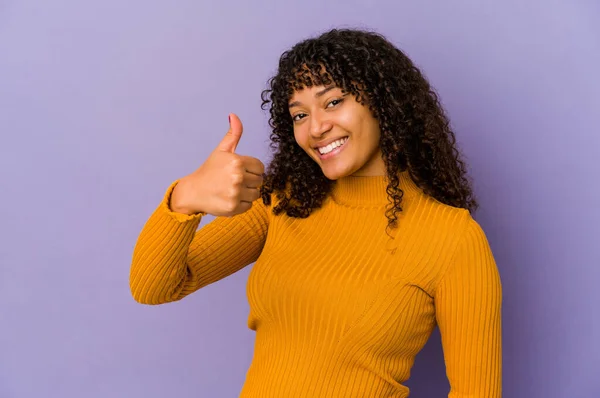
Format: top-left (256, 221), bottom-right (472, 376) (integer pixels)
top-left (1, 1), bottom-right (599, 397)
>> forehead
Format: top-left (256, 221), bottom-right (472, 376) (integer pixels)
top-left (289, 85), bottom-right (341, 99)
top-left (287, 85), bottom-right (346, 109)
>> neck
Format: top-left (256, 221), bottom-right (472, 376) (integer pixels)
top-left (330, 170), bottom-right (422, 207)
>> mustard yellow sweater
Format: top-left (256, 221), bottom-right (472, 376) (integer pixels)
top-left (130, 170), bottom-right (502, 397)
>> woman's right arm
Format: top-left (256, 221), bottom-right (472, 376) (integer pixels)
top-left (129, 179), bottom-right (270, 305)
top-left (130, 113), bottom-right (267, 304)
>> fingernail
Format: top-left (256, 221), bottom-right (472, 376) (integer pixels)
top-left (228, 115), bottom-right (231, 123)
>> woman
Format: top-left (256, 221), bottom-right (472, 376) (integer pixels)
top-left (130, 28), bottom-right (502, 397)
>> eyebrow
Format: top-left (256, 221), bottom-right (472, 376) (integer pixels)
top-left (288, 86), bottom-right (337, 108)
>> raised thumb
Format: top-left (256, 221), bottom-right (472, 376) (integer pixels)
top-left (217, 113), bottom-right (243, 153)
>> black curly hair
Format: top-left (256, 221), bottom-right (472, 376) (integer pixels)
top-left (259, 28), bottom-right (478, 235)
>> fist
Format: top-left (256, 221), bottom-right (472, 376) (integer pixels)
top-left (170, 113), bottom-right (265, 216)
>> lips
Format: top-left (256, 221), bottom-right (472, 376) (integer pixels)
top-left (313, 136), bottom-right (349, 150)
top-left (316, 136), bottom-right (349, 160)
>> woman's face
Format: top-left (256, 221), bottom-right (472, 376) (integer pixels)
top-left (289, 85), bottom-right (386, 180)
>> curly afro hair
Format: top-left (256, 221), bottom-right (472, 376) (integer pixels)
top-left (259, 28), bottom-right (478, 235)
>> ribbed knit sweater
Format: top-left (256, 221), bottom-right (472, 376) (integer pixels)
top-left (130, 170), bottom-right (502, 397)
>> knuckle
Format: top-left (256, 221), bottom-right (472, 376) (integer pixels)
top-left (227, 185), bottom-right (239, 198)
top-left (231, 173), bottom-right (244, 185)
top-left (230, 157), bottom-right (243, 170)
top-left (225, 199), bottom-right (237, 213)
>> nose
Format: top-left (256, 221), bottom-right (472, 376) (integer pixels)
top-left (309, 110), bottom-right (333, 138)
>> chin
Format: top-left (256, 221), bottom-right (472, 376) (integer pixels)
top-left (320, 165), bottom-right (355, 181)
top-left (322, 172), bottom-right (340, 181)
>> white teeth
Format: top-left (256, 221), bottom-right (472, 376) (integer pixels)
top-left (318, 137), bottom-right (348, 155)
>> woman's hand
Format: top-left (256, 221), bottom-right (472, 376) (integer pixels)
top-left (170, 113), bottom-right (265, 217)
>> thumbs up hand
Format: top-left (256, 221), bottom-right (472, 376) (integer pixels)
top-left (170, 113), bottom-right (265, 216)
top-left (217, 113), bottom-right (244, 153)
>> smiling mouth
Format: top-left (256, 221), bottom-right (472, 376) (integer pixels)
top-left (315, 136), bottom-right (349, 159)
top-left (316, 136), bottom-right (349, 155)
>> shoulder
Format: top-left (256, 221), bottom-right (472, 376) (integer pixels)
top-left (409, 193), bottom-right (473, 238)
top-left (434, 209), bottom-right (500, 293)
top-left (452, 212), bottom-right (493, 259)
top-left (425, 196), bottom-right (494, 269)
top-left (413, 194), bottom-right (494, 268)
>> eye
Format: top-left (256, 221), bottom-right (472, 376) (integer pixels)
top-left (327, 98), bottom-right (344, 108)
top-left (292, 113), bottom-right (307, 122)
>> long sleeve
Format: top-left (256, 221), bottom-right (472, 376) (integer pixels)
top-left (434, 217), bottom-right (503, 397)
top-left (129, 180), bottom-right (270, 305)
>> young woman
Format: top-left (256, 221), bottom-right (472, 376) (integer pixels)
top-left (130, 28), bottom-right (502, 397)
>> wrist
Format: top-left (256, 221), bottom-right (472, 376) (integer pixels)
top-left (170, 180), bottom-right (195, 215)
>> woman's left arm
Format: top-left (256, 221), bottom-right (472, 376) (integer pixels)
top-left (435, 216), bottom-right (503, 397)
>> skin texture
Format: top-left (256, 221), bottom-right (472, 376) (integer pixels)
top-left (289, 85), bottom-right (385, 179)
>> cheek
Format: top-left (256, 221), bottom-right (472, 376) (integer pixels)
top-left (336, 109), bottom-right (356, 128)
top-left (364, 117), bottom-right (381, 144)
top-left (293, 129), bottom-right (308, 150)
top-left (370, 125), bottom-right (381, 144)
top-left (336, 105), bottom-right (370, 136)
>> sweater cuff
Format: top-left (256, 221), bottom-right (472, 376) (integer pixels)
top-left (159, 179), bottom-right (206, 223)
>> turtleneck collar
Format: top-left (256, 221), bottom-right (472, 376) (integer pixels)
top-left (330, 170), bottom-right (422, 208)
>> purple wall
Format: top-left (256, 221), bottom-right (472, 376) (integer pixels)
top-left (1, 1), bottom-right (599, 397)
